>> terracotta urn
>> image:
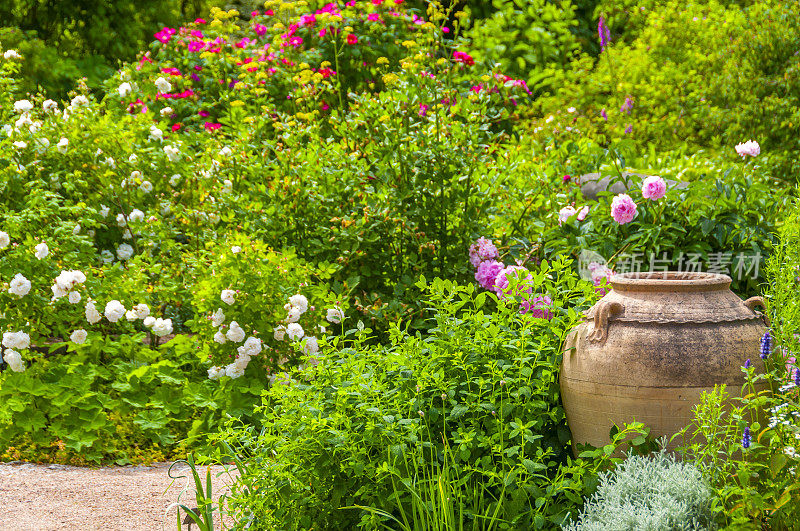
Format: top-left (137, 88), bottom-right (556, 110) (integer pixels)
top-left (560, 271), bottom-right (767, 452)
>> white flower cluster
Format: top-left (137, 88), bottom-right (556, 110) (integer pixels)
top-left (2, 331), bottom-right (30, 372)
top-left (51, 269), bottom-right (86, 301)
top-left (8, 273), bottom-right (31, 298)
top-left (34, 242), bottom-right (49, 260)
top-left (206, 303), bottom-right (262, 379)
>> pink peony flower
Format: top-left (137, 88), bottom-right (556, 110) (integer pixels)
top-left (521, 294), bottom-right (552, 319)
top-left (475, 260), bottom-right (504, 291)
top-left (735, 140), bottom-right (760, 159)
top-left (610, 194), bottom-right (637, 224)
top-left (577, 205), bottom-right (590, 221)
top-left (591, 266), bottom-right (614, 296)
top-left (469, 237), bottom-right (499, 268)
top-left (493, 266), bottom-right (532, 297)
top-left (558, 205), bottom-right (577, 225)
top-left (641, 176), bottom-right (666, 200)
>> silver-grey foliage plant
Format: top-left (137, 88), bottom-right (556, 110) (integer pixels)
top-left (563, 449), bottom-right (718, 531)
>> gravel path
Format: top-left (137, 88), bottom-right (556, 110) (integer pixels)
top-left (0, 461), bottom-right (238, 530)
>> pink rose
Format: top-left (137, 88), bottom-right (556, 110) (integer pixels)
top-left (735, 140), bottom-right (760, 159)
top-left (558, 205), bottom-right (577, 225)
top-left (610, 194), bottom-right (637, 224)
top-left (641, 176), bottom-right (666, 200)
top-left (577, 205), bottom-right (589, 221)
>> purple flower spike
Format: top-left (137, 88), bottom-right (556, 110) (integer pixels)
top-left (742, 426), bottom-right (751, 449)
top-left (598, 16), bottom-right (611, 50)
top-left (760, 331), bottom-right (771, 360)
top-left (744, 358), bottom-right (752, 369)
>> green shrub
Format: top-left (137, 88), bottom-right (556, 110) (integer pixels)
top-left (532, 0), bottom-right (800, 180)
top-left (206, 259), bottom-right (628, 529)
top-left (674, 196), bottom-right (800, 527)
top-left (466, 0), bottom-right (581, 94)
top-left (563, 449), bottom-right (719, 530)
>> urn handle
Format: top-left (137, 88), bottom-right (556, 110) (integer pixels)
top-left (744, 296), bottom-right (770, 326)
top-left (587, 300), bottom-right (624, 343)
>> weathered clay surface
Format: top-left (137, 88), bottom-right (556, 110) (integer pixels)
top-left (561, 272), bottom-right (767, 451)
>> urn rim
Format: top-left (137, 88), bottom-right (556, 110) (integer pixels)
top-left (610, 271), bottom-right (731, 292)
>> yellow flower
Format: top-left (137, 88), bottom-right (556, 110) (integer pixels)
top-left (401, 41), bottom-right (417, 48)
top-left (382, 73), bottom-right (399, 85)
top-left (231, 100), bottom-right (245, 107)
top-left (376, 57), bottom-right (389, 65)
top-left (210, 19), bottom-right (223, 28)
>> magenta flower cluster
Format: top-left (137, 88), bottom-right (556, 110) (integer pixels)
top-left (469, 238), bottom-right (552, 319)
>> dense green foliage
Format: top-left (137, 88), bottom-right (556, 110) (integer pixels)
top-left (208, 263), bottom-right (654, 529)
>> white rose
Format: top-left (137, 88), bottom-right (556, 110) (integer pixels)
top-left (43, 99), bottom-right (58, 112)
top-left (34, 242), bottom-right (49, 260)
top-left (219, 146), bottom-right (232, 157)
top-left (117, 213), bottom-right (127, 227)
top-left (286, 323), bottom-right (304, 341)
top-left (3, 349), bottom-right (24, 372)
top-left (164, 145), bottom-right (180, 162)
top-left (73, 224), bottom-right (81, 235)
top-left (303, 336), bottom-right (319, 355)
top-left (100, 250), bottom-right (114, 264)
top-left (149, 125), bottom-right (163, 142)
top-left (68, 291), bottom-right (82, 304)
top-left (118, 82), bottom-right (132, 97)
top-left (121, 228), bottom-right (133, 240)
top-left (129, 153), bottom-right (138, 163)
top-left (207, 366), bottom-right (224, 379)
top-left (231, 245), bottom-right (241, 254)
top-left (13, 140), bottom-right (27, 150)
top-left (55, 137), bottom-right (69, 154)
top-left (286, 307), bottom-right (301, 323)
top-left (152, 318), bottom-right (173, 337)
top-left (326, 308), bottom-right (344, 324)
top-left (225, 363), bottom-right (246, 379)
top-left (116, 243), bottom-right (134, 261)
top-left (160, 106), bottom-right (173, 117)
top-left (3, 49), bottom-right (22, 60)
top-left (129, 209), bottom-right (145, 222)
top-left (139, 181), bottom-right (153, 193)
top-left (134, 303), bottom-right (150, 319)
top-left (85, 301), bottom-right (102, 324)
top-left (104, 300), bottom-right (126, 322)
top-left (289, 294), bottom-right (309, 314)
top-left (8, 273), bottom-right (31, 297)
top-left (214, 330), bottom-right (227, 344)
top-left (99, 205), bottom-right (110, 218)
top-left (211, 308), bottom-right (225, 327)
top-left (273, 325), bottom-right (286, 341)
top-left (226, 321), bottom-right (246, 343)
top-left (2, 331), bottom-right (30, 350)
top-left (70, 95), bottom-right (89, 108)
top-left (125, 309), bottom-right (138, 321)
top-left (70, 329), bottom-right (88, 345)
top-left (143, 316), bottom-right (156, 328)
top-left (0, 231), bottom-right (9, 248)
top-left (14, 99), bottom-right (33, 113)
top-left (169, 174), bottom-right (182, 187)
top-left (221, 290), bottom-right (236, 305)
top-left (240, 336), bottom-right (262, 357)
top-left (155, 77), bottom-right (172, 93)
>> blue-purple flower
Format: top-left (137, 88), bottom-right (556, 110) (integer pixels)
top-left (600, 108), bottom-right (608, 121)
top-left (744, 358), bottom-right (752, 369)
top-left (760, 331), bottom-right (771, 360)
top-left (598, 15), bottom-right (611, 50)
top-left (742, 426), bottom-right (751, 449)
top-left (621, 96), bottom-right (634, 114)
